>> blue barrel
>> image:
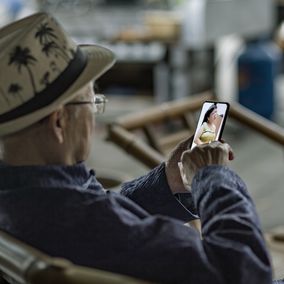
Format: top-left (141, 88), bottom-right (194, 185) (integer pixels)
top-left (237, 39), bottom-right (282, 119)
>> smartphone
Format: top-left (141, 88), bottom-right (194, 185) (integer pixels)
top-left (190, 101), bottom-right (230, 149)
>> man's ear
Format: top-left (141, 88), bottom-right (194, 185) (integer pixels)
top-left (48, 108), bottom-right (67, 144)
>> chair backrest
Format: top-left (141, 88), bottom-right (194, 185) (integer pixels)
top-left (107, 91), bottom-right (212, 168)
top-left (0, 230), bottom-right (150, 284)
top-left (106, 91), bottom-right (284, 169)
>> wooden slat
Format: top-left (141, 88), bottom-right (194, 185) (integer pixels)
top-left (117, 92), bottom-right (213, 130)
top-left (106, 125), bottom-right (164, 168)
top-left (230, 103), bottom-right (284, 146)
top-left (142, 124), bottom-right (161, 152)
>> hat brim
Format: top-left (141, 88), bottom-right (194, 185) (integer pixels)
top-left (0, 44), bottom-right (115, 136)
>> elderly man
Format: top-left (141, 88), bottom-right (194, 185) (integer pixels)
top-left (0, 12), bottom-right (272, 284)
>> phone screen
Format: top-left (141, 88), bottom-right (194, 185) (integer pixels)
top-left (190, 101), bottom-right (230, 150)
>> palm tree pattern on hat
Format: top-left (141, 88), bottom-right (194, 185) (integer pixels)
top-left (7, 21), bottom-right (75, 103)
top-left (8, 84), bottom-right (23, 103)
top-left (36, 23), bottom-right (71, 63)
top-left (9, 46), bottom-right (37, 98)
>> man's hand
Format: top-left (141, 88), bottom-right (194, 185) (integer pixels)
top-left (165, 136), bottom-right (193, 194)
top-left (180, 141), bottom-right (233, 188)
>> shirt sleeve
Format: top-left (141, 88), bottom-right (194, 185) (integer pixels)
top-left (93, 165), bottom-right (272, 284)
top-left (120, 162), bottom-right (198, 222)
top-left (190, 165), bottom-right (272, 283)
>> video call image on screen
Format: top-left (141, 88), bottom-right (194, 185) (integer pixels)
top-left (191, 102), bottom-right (229, 149)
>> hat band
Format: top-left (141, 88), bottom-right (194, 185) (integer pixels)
top-left (0, 47), bottom-right (88, 124)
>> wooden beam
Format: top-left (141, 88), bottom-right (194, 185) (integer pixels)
top-left (230, 103), bottom-right (284, 146)
top-left (117, 92), bottom-right (213, 130)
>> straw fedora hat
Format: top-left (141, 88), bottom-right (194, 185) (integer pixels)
top-left (0, 12), bottom-right (115, 136)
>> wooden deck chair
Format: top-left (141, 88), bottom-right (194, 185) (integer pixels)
top-left (0, 230), bottom-right (151, 284)
top-left (106, 91), bottom-right (284, 168)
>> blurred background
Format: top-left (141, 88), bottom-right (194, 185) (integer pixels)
top-left (2, 0), bottom-right (284, 276)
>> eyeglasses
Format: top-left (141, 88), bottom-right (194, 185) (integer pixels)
top-left (65, 94), bottom-right (107, 114)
